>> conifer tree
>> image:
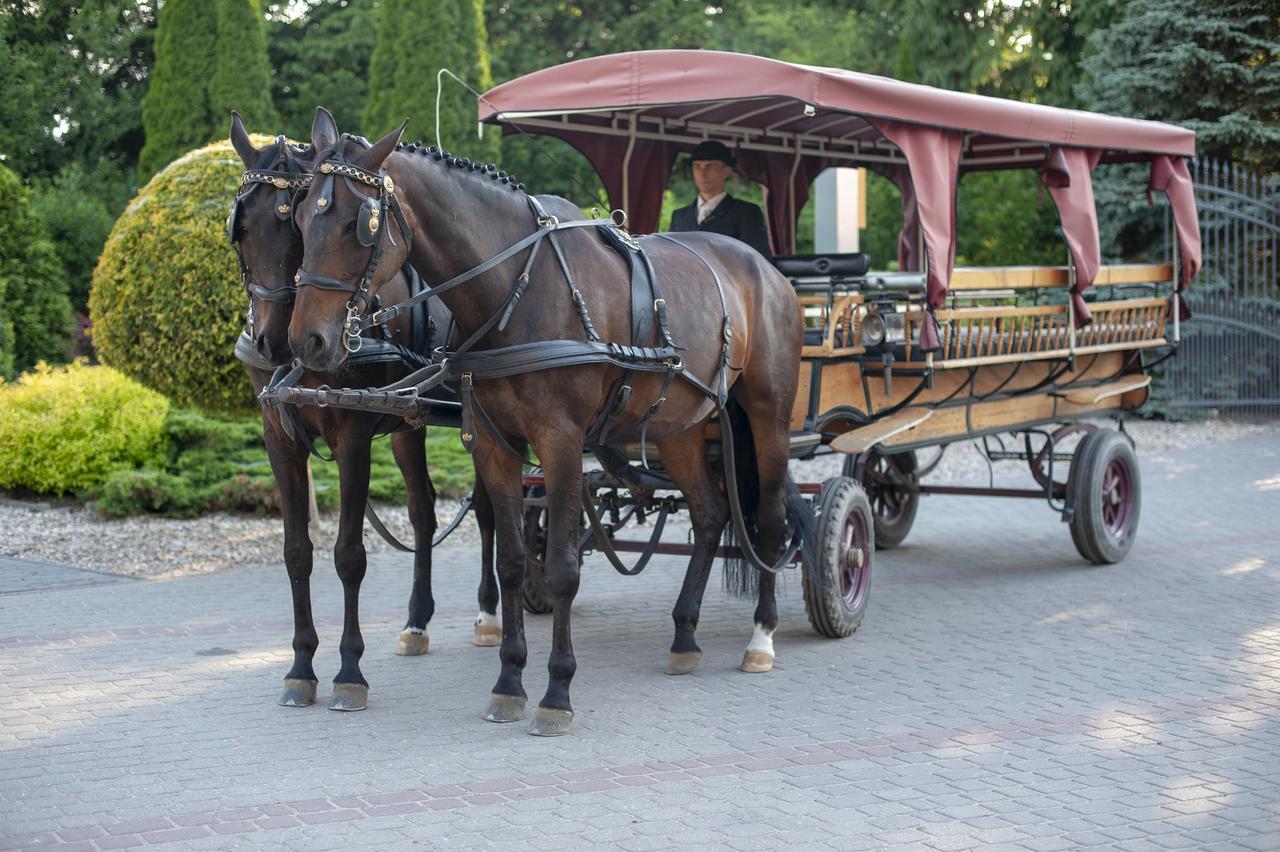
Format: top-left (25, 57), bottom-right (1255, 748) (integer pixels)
top-left (1080, 0), bottom-right (1280, 169)
top-left (363, 0), bottom-right (499, 163)
top-left (139, 0), bottom-right (276, 177)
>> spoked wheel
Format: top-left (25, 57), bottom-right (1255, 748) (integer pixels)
top-left (848, 450), bottom-right (919, 549)
top-left (802, 476), bottom-right (874, 638)
top-left (1030, 423), bottom-right (1097, 498)
top-left (1066, 428), bottom-right (1141, 564)
top-left (521, 486), bottom-right (554, 614)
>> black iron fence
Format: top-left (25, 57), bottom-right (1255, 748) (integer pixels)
top-left (1161, 157), bottom-right (1280, 416)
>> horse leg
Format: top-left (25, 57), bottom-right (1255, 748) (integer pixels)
top-left (471, 474), bottom-right (502, 647)
top-left (265, 425), bottom-right (320, 707)
top-left (527, 439), bottom-right (584, 736)
top-left (653, 427), bottom-right (729, 675)
top-left (474, 440), bottom-right (530, 723)
top-left (390, 429), bottom-right (437, 657)
top-left (734, 390), bottom-right (794, 674)
top-left (329, 432), bottom-right (374, 710)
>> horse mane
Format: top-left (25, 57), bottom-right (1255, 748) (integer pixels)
top-left (393, 141), bottom-right (527, 196)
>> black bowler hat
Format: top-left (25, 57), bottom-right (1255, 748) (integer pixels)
top-left (688, 139), bottom-right (736, 166)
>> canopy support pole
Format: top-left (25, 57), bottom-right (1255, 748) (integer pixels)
top-left (621, 113), bottom-right (637, 216)
top-left (1067, 247), bottom-right (1077, 356)
top-left (787, 139), bottom-right (802, 252)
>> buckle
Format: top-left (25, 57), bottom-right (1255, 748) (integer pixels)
top-left (653, 298), bottom-right (666, 311)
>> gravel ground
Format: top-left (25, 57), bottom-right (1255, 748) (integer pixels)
top-left (2, 417), bottom-right (1274, 580)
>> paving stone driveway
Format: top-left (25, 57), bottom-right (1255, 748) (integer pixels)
top-left (1, 432), bottom-right (1278, 850)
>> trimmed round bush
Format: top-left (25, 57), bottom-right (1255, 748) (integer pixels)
top-left (90, 137), bottom-right (276, 413)
top-left (0, 361), bottom-right (169, 494)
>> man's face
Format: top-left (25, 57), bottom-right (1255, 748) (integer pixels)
top-left (691, 158), bottom-right (733, 198)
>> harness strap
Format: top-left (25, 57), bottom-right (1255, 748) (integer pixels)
top-left (581, 480), bottom-right (673, 576)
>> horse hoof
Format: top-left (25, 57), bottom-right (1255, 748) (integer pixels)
top-left (396, 631), bottom-right (429, 656)
top-left (527, 707), bottom-right (573, 737)
top-left (665, 651), bottom-right (702, 675)
top-left (740, 650), bottom-right (774, 673)
top-left (329, 683), bottom-right (369, 712)
top-left (278, 678), bottom-right (317, 707)
top-left (483, 693), bottom-right (527, 723)
top-left (472, 624), bottom-right (502, 647)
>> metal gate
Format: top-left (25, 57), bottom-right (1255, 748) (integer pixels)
top-left (1161, 157), bottom-right (1280, 416)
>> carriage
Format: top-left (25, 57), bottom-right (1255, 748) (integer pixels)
top-left (468, 50), bottom-right (1202, 635)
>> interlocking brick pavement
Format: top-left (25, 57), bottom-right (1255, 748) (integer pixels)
top-left (1, 432), bottom-right (1278, 850)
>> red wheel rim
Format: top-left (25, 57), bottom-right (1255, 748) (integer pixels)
top-left (1099, 456), bottom-right (1133, 538)
top-left (839, 509), bottom-right (871, 612)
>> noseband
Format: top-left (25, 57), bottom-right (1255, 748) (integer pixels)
top-left (294, 142), bottom-right (413, 353)
top-left (227, 137), bottom-right (313, 327)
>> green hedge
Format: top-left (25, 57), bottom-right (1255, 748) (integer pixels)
top-left (0, 361), bottom-right (169, 494)
top-left (90, 138), bottom-right (276, 414)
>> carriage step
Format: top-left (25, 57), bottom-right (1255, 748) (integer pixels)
top-left (830, 408), bottom-right (934, 455)
top-left (1059, 376), bottom-right (1151, 406)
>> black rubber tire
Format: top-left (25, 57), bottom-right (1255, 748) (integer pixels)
top-left (1067, 429), bottom-right (1141, 565)
top-left (848, 450), bottom-right (919, 550)
top-left (521, 486), bottom-right (554, 614)
top-left (802, 476), bottom-right (874, 639)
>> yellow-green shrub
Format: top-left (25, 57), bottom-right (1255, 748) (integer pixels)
top-left (90, 137), bottom-right (278, 414)
top-left (0, 361), bottom-right (169, 494)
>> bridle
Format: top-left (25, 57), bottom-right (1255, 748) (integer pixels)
top-left (227, 137), bottom-right (313, 335)
top-left (294, 137), bottom-right (413, 353)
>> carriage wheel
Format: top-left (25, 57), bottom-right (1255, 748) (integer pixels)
top-left (1066, 429), bottom-right (1141, 564)
top-left (1030, 423), bottom-right (1097, 497)
top-left (802, 476), bottom-right (874, 638)
top-left (847, 450), bottom-right (919, 550)
top-left (521, 486), bottom-right (555, 614)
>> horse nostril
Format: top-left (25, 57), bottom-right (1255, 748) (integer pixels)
top-left (254, 334), bottom-right (270, 358)
top-left (305, 333), bottom-right (325, 358)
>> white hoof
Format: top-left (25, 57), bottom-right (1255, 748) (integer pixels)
top-left (473, 611), bottom-right (501, 647)
top-left (740, 623), bottom-right (775, 673)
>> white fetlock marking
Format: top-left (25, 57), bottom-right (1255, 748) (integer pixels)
top-left (475, 611), bottom-right (499, 628)
top-left (746, 623), bottom-right (775, 656)
top-left (400, 627), bottom-right (425, 637)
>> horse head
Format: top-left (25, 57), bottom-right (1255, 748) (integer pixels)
top-left (227, 111), bottom-right (313, 367)
top-left (290, 107), bottom-right (409, 372)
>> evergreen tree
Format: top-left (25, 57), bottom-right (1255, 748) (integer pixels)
top-left (139, 0), bottom-right (276, 177)
top-left (0, 164), bottom-right (73, 379)
top-left (1080, 0), bottom-right (1280, 169)
top-left (267, 0), bottom-right (380, 139)
top-left (364, 0), bottom-right (498, 163)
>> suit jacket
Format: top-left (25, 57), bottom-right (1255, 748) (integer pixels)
top-left (667, 194), bottom-right (772, 259)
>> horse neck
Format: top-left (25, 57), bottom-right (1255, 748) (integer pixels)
top-left (392, 152), bottom-right (537, 336)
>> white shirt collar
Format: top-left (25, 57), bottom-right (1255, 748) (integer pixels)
top-left (697, 192), bottom-right (727, 223)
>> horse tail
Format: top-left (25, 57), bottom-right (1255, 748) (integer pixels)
top-left (721, 398), bottom-right (816, 598)
top-left (721, 397), bottom-right (757, 597)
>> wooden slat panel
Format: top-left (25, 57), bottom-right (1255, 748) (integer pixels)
top-left (1062, 375), bottom-right (1152, 406)
top-left (947, 263), bottom-right (1173, 291)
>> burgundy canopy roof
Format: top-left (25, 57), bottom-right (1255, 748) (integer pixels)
top-left (480, 50), bottom-right (1200, 307)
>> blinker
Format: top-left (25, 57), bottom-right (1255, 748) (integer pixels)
top-left (357, 197), bottom-right (382, 247)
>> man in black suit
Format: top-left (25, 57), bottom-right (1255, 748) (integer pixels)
top-left (667, 140), bottom-right (772, 259)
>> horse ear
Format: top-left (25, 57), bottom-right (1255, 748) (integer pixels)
top-left (311, 106), bottom-right (339, 152)
top-left (229, 110), bottom-right (257, 168)
top-left (354, 119), bottom-right (408, 172)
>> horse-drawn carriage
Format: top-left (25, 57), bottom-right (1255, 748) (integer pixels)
top-left (239, 50), bottom-right (1200, 732)
top-left (476, 50), bottom-right (1201, 633)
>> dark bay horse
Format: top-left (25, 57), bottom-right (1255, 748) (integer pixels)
top-left (228, 113), bottom-right (500, 712)
top-left (288, 109), bottom-right (810, 735)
